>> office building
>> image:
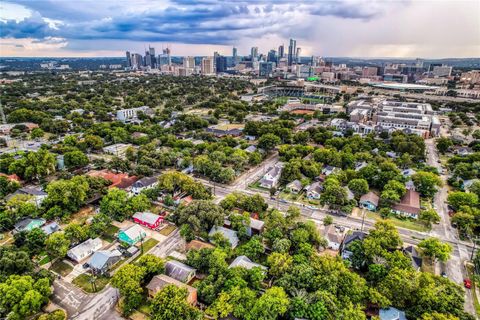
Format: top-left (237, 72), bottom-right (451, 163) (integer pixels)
top-left (288, 38), bottom-right (296, 66)
top-left (144, 50), bottom-right (152, 68)
top-left (362, 66), bottom-right (378, 77)
top-left (131, 53), bottom-right (143, 69)
top-left (432, 65), bottom-right (452, 77)
top-left (201, 57), bottom-right (215, 75)
top-left (460, 70), bottom-right (480, 84)
top-left (278, 45), bottom-right (285, 59)
top-left (125, 51), bottom-right (132, 68)
top-left (215, 55), bottom-right (227, 73)
top-left (251, 47), bottom-right (258, 60)
top-left (267, 50), bottom-right (277, 63)
top-left (232, 47), bottom-right (238, 65)
top-left (158, 48), bottom-right (171, 67)
top-left (259, 62), bottom-right (275, 77)
top-left (183, 56), bottom-right (195, 69)
top-left (296, 47), bottom-right (301, 63)
top-left (116, 106), bottom-right (153, 123)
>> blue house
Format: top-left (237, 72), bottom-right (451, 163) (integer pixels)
top-left (359, 192), bottom-right (380, 211)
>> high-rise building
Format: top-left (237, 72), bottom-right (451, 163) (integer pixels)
top-left (183, 56), bottom-right (195, 69)
top-left (215, 55), bottom-right (227, 73)
top-left (278, 45), bottom-right (284, 59)
top-left (432, 65), bottom-right (452, 77)
top-left (251, 47), bottom-right (258, 60)
top-left (125, 51), bottom-right (132, 68)
top-left (259, 62), bottom-right (275, 77)
top-left (362, 66), bottom-right (378, 77)
top-left (415, 58), bottom-right (424, 68)
top-left (158, 48), bottom-right (171, 67)
top-left (296, 47), bottom-right (301, 64)
top-left (144, 50), bottom-right (152, 68)
top-left (201, 57), bottom-right (215, 75)
top-left (288, 38), bottom-right (296, 66)
top-left (148, 46), bottom-right (156, 68)
top-left (233, 47), bottom-right (238, 59)
top-left (267, 50), bottom-right (277, 63)
top-left (131, 53), bottom-right (143, 69)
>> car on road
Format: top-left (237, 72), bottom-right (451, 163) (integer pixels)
top-left (441, 272), bottom-right (447, 278)
top-left (307, 205), bottom-right (318, 210)
top-left (280, 199), bottom-right (288, 203)
top-left (464, 278), bottom-right (472, 289)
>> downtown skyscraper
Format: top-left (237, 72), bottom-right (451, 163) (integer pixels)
top-left (288, 38), bottom-right (296, 66)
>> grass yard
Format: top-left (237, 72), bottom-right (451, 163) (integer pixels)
top-left (73, 274), bottom-right (110, 293)
top-left (101, 224), bottom-right (120, 243)
top-left (248, 181), bottom-right (269, 192)
top-left (50, 260), bottom-right (73, 277)
top-left (366, 211), bottom-right (428, 232)
top-left (38, 255), bottom-right (51, 266)
top-left (421, 257), bottom-right (435, 274)
top-left (279, 191), bottom-right (301, 202)
top-left (140, 238), bottom-right (159, 253)
top-left (159, 224), bottom-right (176, 236)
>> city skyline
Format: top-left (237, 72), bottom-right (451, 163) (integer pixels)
top-left (0, 0), bottom-right (479, 58)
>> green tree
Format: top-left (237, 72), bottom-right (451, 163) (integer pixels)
top-left (64, 223), bottom-right (89, 244)
top-left (412, 171), bottom-right (443, 198)
top-left (150, 285), bottom-right (202, 320)
top-left (45, 232), bottom-right (70, 263)
top-left (8, 149), bottom-right (56, 182)
top-left (111, 264), bottom-right (146, 315)
top-left (267, 252), bottom-right (293, 278)
top-left (436, 137), bottom-right (453, 154)
top-left (175, 200), bottom-right (225, 235)
top-left (347, 178), bottom-right (369, 198)
top-left (448, 191), bottom-right (478, 210)
top-left (258, 133), bottom-right (281, 152)
top-left (136, 254), bottom-right (165, 280)
top-left (419, 209), bottom-right (441, 228)
top-left (100, 188), bottom-right (130, 221)
top-left (247, 286), bottom-right (289, 320)
top-left (418, 237), bottom-right (452, 262)
top-left (64, 150), bottom-right (89, 169)
top-left (30, 128), bottom-right (45, 139)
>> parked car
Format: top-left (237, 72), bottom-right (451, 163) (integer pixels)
top-left (464, 278), bottom-right (472, 289)
top-left (441, 272), bottom-right (447, 278)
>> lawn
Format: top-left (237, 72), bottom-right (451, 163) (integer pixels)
top-left (366, 211), bottom-right (428, 232)
top-left (421, 257), bottom-right (435, 274)
top-left (159, 224), bottom-right (176, 236)
top-left (73, 274), bottom-right (110, 293)
top-left (279, 191), bottom-right (301, 202)
top-left (50, 260), bottom-right (73, 277)
top-left (38, 255), bottom-right (51, 266)
top-left (101, 224), bottom-right (120, 243)
top-left (140, 238), bottom-right (159, 253)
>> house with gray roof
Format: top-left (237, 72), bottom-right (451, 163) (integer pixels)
top-left (229, 255), bottom-right (267, 272)
top-left (13, 218), bottom-right (46, 233)
top-left (6, 186), bottom-right (47, 207)
top-left (165, 260), bottom-right (196, 283)
top-left (307, 182), bottom-right (323, 200)
top-left (286, 179), bottom-right (302, 194)
top-left (88, 249), bottom-right (122, 275)
top-left (259, 164), bottom-right (283, 189)
top-left (132, 176), bottom-right (158, 195)
top-left (41, 222), bottom-right (60, 235)
top-left (379, 307), bottom-right (407, 320)
top-left (209, 226), bottom-right (239, 248)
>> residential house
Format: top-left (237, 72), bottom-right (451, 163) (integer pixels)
top-left (165, 260), bottom-right (196, 283)
top-left (228, 255), bottom-right (267, 272)
top-left (206, 124), bottom-right (244, 137)
top-left (209, 226), bottom-right (239, 248)
top-left (402, 169), bottom-right (416, 178)
top-left (118, 224), bottom-right (147, 246)
top-left (6, 186), bottom-right (47, 207)
top-left (146, 274), bottom-right (197, 304)
top-left (403, 245), bottom-right (423, 271)
top-left (87, 249), bottom-right (122, 275)
top-left (379, 307), bottom-right (407, 320)
top-left (346, 188), bottom-right (355, 201)
top-left (392, 189), bottom-right (421, 219)
top-left (322, 165), bottom-right (340, 176)
top-left (13, 218), bottom-right (46, 233)
top-left (244, 145), bottom-right (257, 153)
top-left (103, 143), bottom-right (133, 159)
top-left (322, 225), bottom-right (346, 251)
top-left (354, 161), bottom-right (368, 172)
top-left (131, 176), bottom-right (158, 195)
top-left (307, 182), bottom-right (323, 200)
top-left (259, 164), bottom-right (283, 189)
top-left (87, 170), bottom-right (138, 191)
top-left (132, 212), bottom-right (163, 229)
top-left (341, 231), bottom-right (367, 260)
top-left (41, 222), bottom-right (60, 235)
top-left (67, 238), bottom-right (103, 262)
top-left (248, 218), bottom-right (265, 236)
top-left (359, 192), bottom-right (380, 211)
top-left (286, 180), bottom-right (302, 194)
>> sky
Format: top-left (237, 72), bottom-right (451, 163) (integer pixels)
top-left (0, 0), bottom-right (479, 58)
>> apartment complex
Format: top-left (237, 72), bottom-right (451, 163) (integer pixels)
top-left (116, 106), bottom-right (153, 123)
top-left (344, 99), bottom-right (441, 138)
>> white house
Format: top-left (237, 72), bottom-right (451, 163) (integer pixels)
top-left (259, 164), bottom-right (283, 189)
top-left (307, 182), bottom-right (322, 200)
top-left (67, 238), bottom-right (103, 262)
top-left (116, 106), bottom-right (153, 123)
top-left (132, 176), bottom-right (158, 195)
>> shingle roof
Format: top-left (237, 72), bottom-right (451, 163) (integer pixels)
top-left (249, 218), bottom-right (264, 231)
top-left (359, 192), bottom-right (380, 207)
top-left (134, 176), bottom-right (157, 188)
top-left (146, 274), bottom-right (197, 297)
top-left (209, 226), bottom-right (239, 248)
top-left (88, 249), bottom-right (121, 270)
top-left (228, 255), bottom-right (267, 271)
top-left (392, 189), bottom-right (420, 215)
top-left (14, 218), bottom-right (46, 232)
top-left (165, 260), bottom-right (196, 283)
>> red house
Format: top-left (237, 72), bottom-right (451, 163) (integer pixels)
top-left (132, 212), bottom-right (163, 229)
